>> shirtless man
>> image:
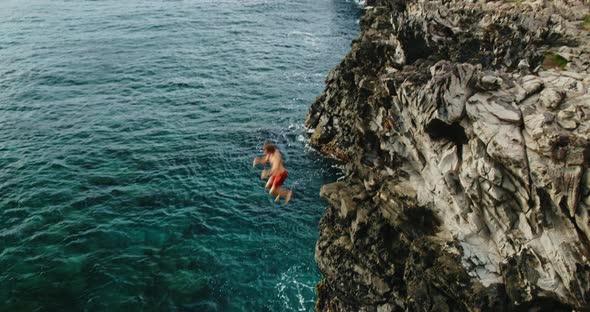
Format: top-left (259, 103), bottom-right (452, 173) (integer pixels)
top-left (253, 142), bottom-right (293, 203)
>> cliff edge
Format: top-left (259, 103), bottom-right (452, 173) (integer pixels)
top-left (306, 0), bottom-right (590, 310)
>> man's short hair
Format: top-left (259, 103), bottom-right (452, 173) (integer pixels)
top-left (263, 142), bottom-right (277, 154)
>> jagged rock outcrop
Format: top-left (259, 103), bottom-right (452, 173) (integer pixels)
top-left (307, 0), bottom-right (590, 310)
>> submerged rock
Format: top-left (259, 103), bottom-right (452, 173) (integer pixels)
top-left (308, 0), bottom-right (590, 310)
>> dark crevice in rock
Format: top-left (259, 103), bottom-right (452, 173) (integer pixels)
top-left (513, 297), bottom-right (574, 312)
top-left (537, 188), bottom-right (558, 228)
top-left (401, 207), bottom-right (440, 237)
top-left (551, 135), bottom-right (570, 161)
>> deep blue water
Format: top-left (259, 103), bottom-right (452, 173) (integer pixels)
top-left (0, 0), bottom-right (360, 311)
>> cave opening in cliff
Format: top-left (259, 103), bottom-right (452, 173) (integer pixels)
top-left (425, 119), bottom-right (468, 165)
top-left (401, 32), bottom-right (433, 64)
top-left (425, 119), bottom-right (468, 146)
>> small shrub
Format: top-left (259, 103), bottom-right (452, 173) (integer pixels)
top-left (542, 52), bottom-right (568, 70)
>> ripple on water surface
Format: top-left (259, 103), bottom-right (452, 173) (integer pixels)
top-left (0, 0), bottom-right (360, 310)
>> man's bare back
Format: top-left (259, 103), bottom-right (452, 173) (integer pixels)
top-left (266, 149), bottom-right (285, 175)
top-left (253, 142), bottom-right (292, 203)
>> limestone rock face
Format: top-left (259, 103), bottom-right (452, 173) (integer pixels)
top-left (307, 0), bottom-right (590, 310)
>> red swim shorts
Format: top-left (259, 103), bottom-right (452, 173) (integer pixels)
top-left (271, 170), bottom-right (288, 188)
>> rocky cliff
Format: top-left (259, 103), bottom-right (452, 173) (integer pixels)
top-left (306, 0), bottom-right (590, 310)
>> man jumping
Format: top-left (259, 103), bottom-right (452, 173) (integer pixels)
top-left (253, 142), bottom-right (293, 203)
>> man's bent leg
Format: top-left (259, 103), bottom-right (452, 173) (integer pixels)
top-left (265, 175), bottom-right (275, 189)
top-left (270, 186), bottom-right (278, 197)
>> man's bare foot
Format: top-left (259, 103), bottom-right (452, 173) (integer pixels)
top-left (275, 195), bottom-right (281, 202)
top-left (285, 190), bottom-right (292, 204)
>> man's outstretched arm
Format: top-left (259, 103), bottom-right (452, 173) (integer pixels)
top-left (253, 155), bottom-right (269, 167)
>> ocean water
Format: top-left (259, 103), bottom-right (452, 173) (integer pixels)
top-left (0, 0), bottom-right (360, 311)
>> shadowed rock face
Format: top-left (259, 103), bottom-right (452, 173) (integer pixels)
top-left (307, 0), bottom-right (590, 310)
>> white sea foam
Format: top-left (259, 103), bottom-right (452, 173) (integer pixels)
top-left (287, 31), bottom-right (320, 48)
top-left (276, 265), bottom-right (316, 311)
top-left (348, 0), bottom-right (365, 7)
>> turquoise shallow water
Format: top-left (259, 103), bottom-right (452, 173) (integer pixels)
top-left (0, 0), bottom-right (360, 310)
